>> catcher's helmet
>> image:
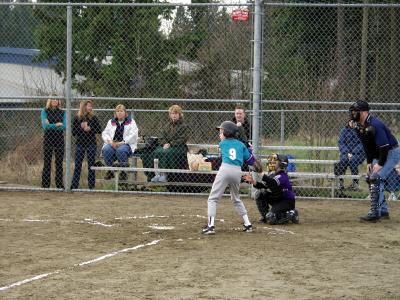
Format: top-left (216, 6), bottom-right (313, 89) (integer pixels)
top-left (267, 153), bottom-right (289, 172)
top-left (217, 121), bottom-right (238, 138)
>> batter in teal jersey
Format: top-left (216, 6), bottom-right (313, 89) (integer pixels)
top-left (202, 121), bottom-right (255, 235)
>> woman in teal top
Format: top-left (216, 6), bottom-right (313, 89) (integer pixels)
top-left (41, 96), bottom-right (66, 189)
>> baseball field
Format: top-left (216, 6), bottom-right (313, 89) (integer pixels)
top-left (0, 191), bottom-right (399, 299)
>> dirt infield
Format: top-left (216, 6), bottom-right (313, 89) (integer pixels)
top-left (0, 191), bottom-right (399, 299)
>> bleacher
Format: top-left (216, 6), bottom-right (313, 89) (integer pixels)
top-left (91, 143), bottom-right (363, 198)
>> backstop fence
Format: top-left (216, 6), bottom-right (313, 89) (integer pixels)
top-left (0, 1), bottom-right (399, 200)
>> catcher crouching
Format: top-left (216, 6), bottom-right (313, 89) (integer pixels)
top-left (243, 154), bottom-right (299, 225)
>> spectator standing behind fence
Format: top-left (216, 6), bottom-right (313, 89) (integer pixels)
top-left (102, 104), bottom-right (138, 181)
top-left (232, 104), bottom-right (251, 144)
top-left (71, 100), bottom-right (101, 190)
top-left (144, 104), bottom-right (189, 183)
top-left (349, 100), bottom-right (400, 222)
top-left (334, 120), bottom-right (366, 192)
top-left (41, 96), bottom-right (66, 189)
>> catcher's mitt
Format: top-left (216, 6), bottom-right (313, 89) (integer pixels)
top-left (251, 159), bottom-right (263, 173)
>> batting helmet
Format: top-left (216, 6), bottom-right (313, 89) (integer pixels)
top-left (217, 121), bottom-right (239, 138)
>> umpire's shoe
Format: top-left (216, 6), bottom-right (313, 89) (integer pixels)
top-left (201, 225), bottom-right (215, 235)
top-left (381, 211), bottom-right (390, 220)
top-left (360, 213), bottom-right (380, 222)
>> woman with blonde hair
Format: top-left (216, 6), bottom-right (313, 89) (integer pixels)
top-left (141, 104), bottom-right (188, 183)
top-left (101, 104), bottom-right (138, 180)
top-left (41, 96), bottom-right (66, 188)
top-left (71, 100), bottom-right (102, 189)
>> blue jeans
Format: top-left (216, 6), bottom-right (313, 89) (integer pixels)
top-left (71, 144), bottom-right (97, 189)
top-left (102, 144), bottom-right (132, 167)
top-left (372, 147), bottom-right (400, 214)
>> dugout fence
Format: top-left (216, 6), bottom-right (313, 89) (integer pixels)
top-left (0, 1), bottom-right (400, 200)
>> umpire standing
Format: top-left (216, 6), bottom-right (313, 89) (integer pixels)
top-left (349, 100), bottom-right (400, 222)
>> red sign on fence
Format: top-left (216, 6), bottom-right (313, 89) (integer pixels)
top-left (231, 9), bottom-right (249, 22)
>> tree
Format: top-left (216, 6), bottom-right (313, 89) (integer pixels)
top-left (170, 4), bottom-right (252, 100)
top-left (169, 6), bottom-right (191, 40)
top-left (33, 0), bottom-right (181, 99)
top-left (0, 1), bottom-right (39, 48)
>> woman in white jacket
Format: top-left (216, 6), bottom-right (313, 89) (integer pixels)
top-left (102, 104), bottom-right (138, 180)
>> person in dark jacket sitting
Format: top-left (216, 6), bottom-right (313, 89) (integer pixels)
top-left (334, 120), bottom-right (366, 191)
top-left (141, 105), bottom-right (189, 183)
top-left (71, 100), bottom-right (102, 190)
top-left (243, 153), bottom-right (299, 225)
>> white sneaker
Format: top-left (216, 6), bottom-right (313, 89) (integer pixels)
top-left (388, 192), bottom-right (398, 201)
top-left (158, 175), bottom-right (167, 182)
top-left (151, 175), bottom-right (160, 182)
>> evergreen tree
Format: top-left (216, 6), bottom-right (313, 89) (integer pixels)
top-left (33, 0), bottom-right (181, 98)
top-left (0, 1), bottom-right (38, 48)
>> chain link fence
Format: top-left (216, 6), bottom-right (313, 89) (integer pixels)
top-left (261, 2), bottom-right (400, 199)
top-left (0, 1), bottom-right (399, 200)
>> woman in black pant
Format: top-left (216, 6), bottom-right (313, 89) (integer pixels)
top-left (41, 96), bottom-right (65, 189)
top-left (71, 100), bottom-right (101, 189)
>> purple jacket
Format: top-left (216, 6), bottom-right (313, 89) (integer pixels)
top-left (254, 170), bottom-right (295, 200)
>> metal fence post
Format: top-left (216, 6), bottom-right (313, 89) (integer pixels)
top-left (65, 2), bottom-right (73, 192)
top-left (280, 110), bottom-right (285, 146)
top-left (251, 0), bottom-right (263, 157)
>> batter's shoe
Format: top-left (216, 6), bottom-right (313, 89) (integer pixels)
top-left (359, 213), bottom-right (380, 223)
top-left (201, 225), bottom-right (215, 235)
top-left (242, 224), bottom-right (253, 232)
top-left (381, 211), bottom-right (390, 220)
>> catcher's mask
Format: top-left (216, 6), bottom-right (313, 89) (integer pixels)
top-left (267, 153), bottom-right (289, 172)
top-left (349, 100), bottom-right (370, 122)
top-left (216, 121), bottom-right (238, 138)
